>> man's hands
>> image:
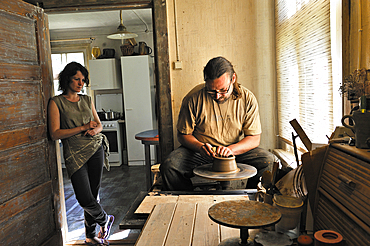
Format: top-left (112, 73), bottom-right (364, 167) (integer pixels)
top-left (177, 133), bottom-right (236, 160)
top-left (199, 143), bottom-right (214, 160)
top-left (212, 146), bottom-right (234, 158)
top-left (199, 143), bottom-right (234, 160)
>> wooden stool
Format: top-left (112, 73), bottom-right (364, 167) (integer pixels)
top-left (135, 129), bottom-right (159, 190)
top-left (151, 164), bottom-right (161, 186)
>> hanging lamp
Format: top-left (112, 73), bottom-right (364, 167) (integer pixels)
top-left (107, 10), bottom-right (138, 40)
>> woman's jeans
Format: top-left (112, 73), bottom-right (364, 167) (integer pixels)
top-left (71, 145), bottom-right (108, 239)
top-left (160, 146), bottom-right (276, 191)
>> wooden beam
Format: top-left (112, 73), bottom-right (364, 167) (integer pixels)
top-left (153, 0), bottom-right (174, 161)
top-left (289, 119), bottom-right (312, 151)
top-left (23, 0), bottom-right (151, 10)
top-left (342, 0), bottom-right (351, 115)
top-left (43, 3), bottom-right (152, 13)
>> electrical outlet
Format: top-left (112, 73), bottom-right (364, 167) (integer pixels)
top-left (174, 61), bottom-right (182, 70)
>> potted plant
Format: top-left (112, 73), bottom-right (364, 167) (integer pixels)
top-left (340, 68), bottom-right (370, 111)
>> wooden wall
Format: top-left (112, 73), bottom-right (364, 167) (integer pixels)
top-left (348, 0), bottom-right (370, 71)
top-left (0, 0), bottom-right (63, 245)
top-left (342, 0), bottom-right (370, 114)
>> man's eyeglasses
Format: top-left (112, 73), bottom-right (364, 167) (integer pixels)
top-left (206, 83), bottom-right (232, 96)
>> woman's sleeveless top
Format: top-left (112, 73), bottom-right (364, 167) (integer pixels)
top-left (52, 95), bottom-right (110, 177)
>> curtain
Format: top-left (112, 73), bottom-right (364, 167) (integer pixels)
top-left (275, 0), bottom-right (334, 148)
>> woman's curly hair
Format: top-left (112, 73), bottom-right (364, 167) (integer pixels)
top-left (58, 62), bottom-right (89, 94)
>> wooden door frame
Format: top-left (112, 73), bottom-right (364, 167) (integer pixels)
top-left (151, 0), bottom-right (174, 162)
top-left (41, 0), bottom-right (174, 162)
top-left (0, 0), bottom-right (63, 244)
top-left (38, 1), bottom-right (173, 241)
top-left (19, 0), bottom-right (173, 243)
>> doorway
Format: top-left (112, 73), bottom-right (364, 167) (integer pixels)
top-left (48, 7), bottom-right (155, 242)
top-left (41, 0), bottom-right (174, 189)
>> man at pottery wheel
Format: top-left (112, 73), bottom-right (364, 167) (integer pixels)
top-left (160, 56), bottom-right (276, 191)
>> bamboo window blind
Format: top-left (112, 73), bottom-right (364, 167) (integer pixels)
top-left (275, 0), bottom-right (334, 147)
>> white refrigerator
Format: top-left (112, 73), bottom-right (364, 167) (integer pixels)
top-left (121, 55), bottom-right (156, 165)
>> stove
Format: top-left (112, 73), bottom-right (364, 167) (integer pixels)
top-left (101, 120), bottom-right (127, 166)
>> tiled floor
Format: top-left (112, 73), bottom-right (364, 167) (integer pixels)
top-left (63, 165), bottom-right (147, 243)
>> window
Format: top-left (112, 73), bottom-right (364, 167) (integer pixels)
top-left (275, 0), bottom-right (342, 150)
top-left (50, 39), bottom-right (92, 96)
top-left (51, 52), bottom-right (86, 96)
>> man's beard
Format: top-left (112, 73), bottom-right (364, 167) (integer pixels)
top-left (213, 95), bottom-right (230, 104)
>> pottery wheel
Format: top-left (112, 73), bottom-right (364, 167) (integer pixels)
top-left (208, 200), bottom-right (282, 246)
top-left (193, 163), bottom-right (257, 181)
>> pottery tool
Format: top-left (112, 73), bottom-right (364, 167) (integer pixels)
top-left (271, 161), bottom-right (279, 187)
top-left (290, 119), bottom-right (312, 151)
top-left (261, 170), bottom-right (273, 190)
top-left (264, 161), bottom-right (279, 195)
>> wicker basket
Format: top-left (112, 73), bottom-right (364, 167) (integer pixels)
top-left (120, 44), bottom-right (134, 56)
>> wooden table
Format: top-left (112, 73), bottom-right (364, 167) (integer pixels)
top-left (135, 129), bottom-right (159, 190)
top-left (134, 195), bottom-right (252, 246)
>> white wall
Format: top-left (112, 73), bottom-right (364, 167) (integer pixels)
top-left (167, 0), bottom-right (277, 150)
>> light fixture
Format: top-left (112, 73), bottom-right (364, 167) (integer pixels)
top-left (107, 10), bottom-right (138, 40)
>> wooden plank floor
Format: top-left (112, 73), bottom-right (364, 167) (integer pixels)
top-left (63, 165), bottom-right (147, 245)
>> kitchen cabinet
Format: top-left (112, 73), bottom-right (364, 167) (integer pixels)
top-left (89, 58), bottom-right (122, 90)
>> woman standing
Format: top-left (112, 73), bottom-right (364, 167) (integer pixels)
top-left (48, 62), bottom-right (114, 245)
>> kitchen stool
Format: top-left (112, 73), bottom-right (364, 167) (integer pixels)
top-left (135, 129), bottom-right (159, 190)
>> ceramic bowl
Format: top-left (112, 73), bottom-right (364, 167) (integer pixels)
top-left (212, 155), bottom-right (237, 172)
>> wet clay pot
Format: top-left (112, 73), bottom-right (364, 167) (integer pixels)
top-left (212, 155), bottom-right (237, 172)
